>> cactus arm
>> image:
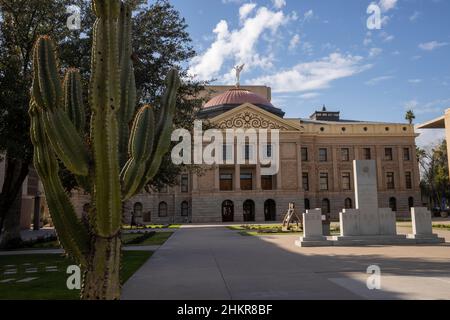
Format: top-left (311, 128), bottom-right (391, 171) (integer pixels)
top-left (89, 0), bottom-right (122, 238)
top-left (118, 2), bottom-right (136, 167)
top-left (120, 105), bottom-right (155, 200)
top-left (132, 70), bottom-right (180, 195)
top-left (32, 36), bottom-right (89, 176)
top-left (64, 69), bottom-right (86, 133)
top-left (30, 103), bottom-right (90, 267)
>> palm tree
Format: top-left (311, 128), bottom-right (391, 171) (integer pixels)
top-left (405, 110), bottom-right (416, 124)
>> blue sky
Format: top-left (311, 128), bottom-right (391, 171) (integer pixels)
top-left (169, 0), bottom-right (449, 146)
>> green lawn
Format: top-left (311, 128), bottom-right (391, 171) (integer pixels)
top-left (122, 224), bottom-right (181, 230)
top-left (20, 231), bottom-right (174, 250)
top-left (432, 224), bottom-right (450, 230)
top-left (0, 251), bottom-right (152, 300)
top-left (229, 224), bottom-right (340, 236)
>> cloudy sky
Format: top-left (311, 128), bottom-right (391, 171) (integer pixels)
top-left (170, 0), bottom-right (449, 147)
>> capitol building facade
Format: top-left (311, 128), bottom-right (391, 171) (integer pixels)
top-left (71, 84), bottom-right (422, 224)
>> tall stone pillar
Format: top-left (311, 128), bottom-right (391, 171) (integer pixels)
top-left (214, 166), bottom-right (220, 192)
top-left (397, 146), bottom-right (405, 190)
top-left (235, 164), bottom-right (241, 191)
top-left (256, 164), bottom-right (262, 191)
top-left (446, 109), bottom-right (450, 179)
top-left (297, 142), bottom-right (303, 192)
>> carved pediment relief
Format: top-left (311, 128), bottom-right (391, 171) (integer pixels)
top-left (217, 111), bottom-right (290, 130)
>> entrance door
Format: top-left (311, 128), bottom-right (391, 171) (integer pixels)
top-left (243, 200), bottom-right (255, 222)
top-left (222, 200), bottom-right (234, 222)
top-left (264, 199), bottom-right (276, 221)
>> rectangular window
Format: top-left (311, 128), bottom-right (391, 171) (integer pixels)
top-left (261, 175), bottom-right (273, 190)
top-left (181, 174), bottom-right (189, 193)
top-left (341, 148), bottom-right (350, 162)
top-left (319, 148), bottom-right (328, 162)
top-left (222, 144), bottom-right (233, 162)
top-left (220, 174), bottom-right (233, 191)
top-left (363, 148), bottom-right (371, 160)
top-left (244, 144), bottom-right (254, 161)
top-left (342, 172), bottom-right (351, 191)
top-left (403, 148), bottom-right (411, 161)
top-left (302, 172), bottom-right (309, 191)
top-left (301, 147), bottom-right (308, 162)
top-left (319, 172), bottom-right (329, 191)
top-left (385, 148), bottom-right (393, 161)
top-left (265, 144), bottom-right (272, 158)
top-left (240, 173), bottom-right (253, 191)
top-left (386, 172), bottom-right (395, 189)
top-left (405, 172), bottom-right (412, 189)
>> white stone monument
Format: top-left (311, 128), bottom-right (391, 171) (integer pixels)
top-left (295, 160), bottom-right (446, 247)
top-left (407, 207), bottom-right (445, 243)
top-left (295, 209), bottom-right (332, 247)
top-left (330, 160), bottom-right (407, 245)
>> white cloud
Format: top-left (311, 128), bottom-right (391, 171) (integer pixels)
top-left (380, 32), bottom-right (395, 42)
top-left (408, 79), bottom-right (422, 84)
top-left (369, 47), bottom-right (383, 57)
top-left (416, 129), bottom-right (445, 149)
top-left (365, 75), bottom-right (394, 86)
top-left (303, 9), bottom-right (314, 21)
top-left (289, 34), bottom-right (300, 50)
top-left (379, 0), bottom-right (398, 12)
top-left (189, 6), bottom-right (287, 80)
top-left (299, 92), bottom-right (320, 100)
top-left (250, 53), bottom-right (371, 93)
top-left (419, 41), bottom-right (449, 51)
top-left (409, 11), bottom-right (421, 22)
top-left (239, 3), bottom-right (257, 21)
top-left (272, 0), bottom-right (286, 9)
top-left (404, 98), bottom-right (450, 115)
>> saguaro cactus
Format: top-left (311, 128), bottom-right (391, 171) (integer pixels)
top-left (29, 0), bottom-right (180, 300)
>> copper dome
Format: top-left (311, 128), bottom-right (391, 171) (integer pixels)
top-left (204, 88), bottom-right (275, 109)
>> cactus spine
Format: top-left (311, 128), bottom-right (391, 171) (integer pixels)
top-left (29, 0), bottom-right (180, 300)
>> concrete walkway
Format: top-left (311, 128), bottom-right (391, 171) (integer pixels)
top-left (121, 225), bottom-right (450, 300)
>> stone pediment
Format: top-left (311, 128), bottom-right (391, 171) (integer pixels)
top-left (210, 103), bottom-right (301, 131)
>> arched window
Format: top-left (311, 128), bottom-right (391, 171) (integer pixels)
top-left (134, 202), bottom-right (143, 216)
top-left (222, 200), bottom-right (234, 222)
top-left (158, 202), bottom-right (168, 217)
top-left (264, 199), bottom-right (276, 221)
top-left (408, 197), bottom-right (414, 211)
top-left (344, 198), bottom-right (353, 209)
top-left (321, 198), bottom-right (331, 214)
top-left (304, 198), bottom-right (310, 210)
top-left (181, 201), bottom-right (189, 217)
top-left (389, 197), bottom-right (397, 212)
top-left (243, 200), bottom-right (255, 222)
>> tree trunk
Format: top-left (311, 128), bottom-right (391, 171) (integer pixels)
top-left (0, 155), bottom-right (29, 237)
top-left (0, 188), bottom-right (23, 249)
top-left (81, 235), bottom-right (122, 300)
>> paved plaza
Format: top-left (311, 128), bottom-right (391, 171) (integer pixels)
top-left (121, 224), bottom-right (450, 300)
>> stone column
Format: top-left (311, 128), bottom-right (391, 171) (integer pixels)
top-left (297, 142), bottom-right (303, 192)
top-left (397, 146), bottom-right (405, 190)
top-left (276, 165), bottom-right (282, 190)
top-left (446, 109), bottom-right (450, 179)
top-left (235, 164), bottom-right (241, 191)
top-left (375, 145), bottom-right (383, 191)
top-left (332, 147), bottom-right (339, 191)
top-left (214, 165), bottom-right (220, 192)
top-left (256, 164), bottom-right (262, 191)
top-left (192, 173), bottom-right (198, 192)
